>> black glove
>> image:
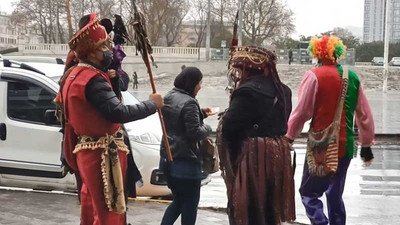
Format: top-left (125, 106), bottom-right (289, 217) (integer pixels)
top-left (360, 146), bottom-right (374, 162)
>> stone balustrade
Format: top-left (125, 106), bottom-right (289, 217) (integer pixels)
top-left (17, 44), bottom-right (206, 61)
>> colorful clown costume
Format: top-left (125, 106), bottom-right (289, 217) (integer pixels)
top-left (286, 36), bottom-right (375, 225)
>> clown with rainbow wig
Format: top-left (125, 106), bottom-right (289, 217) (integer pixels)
top-left (286, 35), bottom-right (375, 225)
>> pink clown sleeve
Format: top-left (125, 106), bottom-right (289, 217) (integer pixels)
top-left (286, 71), bottom-right (318, 140)
top-left (355, 84), bottom-right (375, 146)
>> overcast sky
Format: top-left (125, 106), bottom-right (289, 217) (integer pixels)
top-left (286, 0), bottom-right (364, 38)
top-left (0, 0), bottom-right (365, 38)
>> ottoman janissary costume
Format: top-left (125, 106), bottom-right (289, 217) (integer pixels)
top-left (217, 46), bottom-right (296, 225)
top-left (61, 17), bottom-right (158, 225)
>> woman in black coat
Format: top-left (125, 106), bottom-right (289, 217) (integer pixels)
top-left (160, 67), bottom-right (214, 225)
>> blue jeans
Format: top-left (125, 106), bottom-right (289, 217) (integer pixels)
top-left (299, 157), bottom-right (351, 225)
top-left (160, 176), bottom-right (201, 225)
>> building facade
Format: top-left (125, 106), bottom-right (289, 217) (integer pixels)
top-left (0, 11), bottom-right (44, 50)
top-left (364, 0), bottom-right (400, 43)
top-left (0, 12), bottom-right (17, 49)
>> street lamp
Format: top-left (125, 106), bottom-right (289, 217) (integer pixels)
top-left (383, 0), bottom-right (391, 93)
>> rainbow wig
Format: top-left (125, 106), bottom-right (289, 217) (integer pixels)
top-left (308, 35), bottom-right (347, 62)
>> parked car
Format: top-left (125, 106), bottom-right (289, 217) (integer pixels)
top-left (389, 57), bottom-right (400, 66)
top-left (0, 58), bottom-right (176, 196)
top-left (371, 57), bottom-right (384, 66)
top-left (0, 55), bottom-right (64, 65)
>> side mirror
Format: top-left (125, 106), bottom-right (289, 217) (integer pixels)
top-left (44, 109), bottom-right (59, 126)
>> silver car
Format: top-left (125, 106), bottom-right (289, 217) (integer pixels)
top-left (389, 57), bottom-right (400, 66)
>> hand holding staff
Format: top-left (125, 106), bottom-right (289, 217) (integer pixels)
top-left (130, 0), bottom-right (173, 162)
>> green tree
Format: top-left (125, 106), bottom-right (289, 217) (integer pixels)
top-left (355, 41), bottom-right (400, 62)
top-left (299, 35), bottom-right (312, 42)
top-left (321, 27), bottom-right (360, 48)
top-left (273, 37), bottom-right (299, 49)
top-left (355, 42), bottom-right (384, 62)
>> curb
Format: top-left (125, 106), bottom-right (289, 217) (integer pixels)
top-left (210, 131), bottom-right (400, 139)
top-left (198, 206), bottom-right (226, 213)
top-left (128, 197), bottom-right (172, 204)
top-left (136, 72), bottom-right (170, 83)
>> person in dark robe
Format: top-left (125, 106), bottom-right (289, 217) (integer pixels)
top-left (217, 46), bottom-right (296, 225)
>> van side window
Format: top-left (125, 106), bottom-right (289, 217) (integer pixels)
top-left (7, 80), bottom-right (56, 124)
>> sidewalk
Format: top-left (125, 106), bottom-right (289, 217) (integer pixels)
top-left (0, 188), bottom-right (229, 225)
top-left (1, 140), bottom-right (399, 225)
top-left (199, 141), bottom-right (400, 225)
top-left (1, 182), bottom-right (399, 225)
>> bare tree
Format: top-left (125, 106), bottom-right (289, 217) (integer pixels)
top-left (164, 0), bottom-right (189, 46)
top-left (98, 0), bottom-right (115, 18)
top-left (13, 0), bottom-right (53, 43)
top-left (238, 0), bottom-right (294, 46)
top-left (190, 0), bottom-right (209, 47)
top-left (13, 0), bottom-right (117, 44)
top-left (136, 0), bottom-right (169, 46)
top-left (211, 0), bottom-right (235, 35)
top-left (66, 0), bottom-right (73, 39)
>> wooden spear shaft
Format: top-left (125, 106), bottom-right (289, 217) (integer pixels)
top-left (141, 46), bottom-right (173, 162)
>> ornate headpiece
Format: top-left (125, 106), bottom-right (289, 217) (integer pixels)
top-left (229, 46), bottom-right (277, 71)
top-left (308, 35), bottom-right (347, 62)
top-left (226, 46), bottom-right (277, 92)
top-left (68, 16), bottom-right (109, 59)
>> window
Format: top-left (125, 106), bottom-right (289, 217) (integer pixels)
top-left (393, 24), bottom-right (400, 30)
top-left (7, 80), bottom-right (56, 125)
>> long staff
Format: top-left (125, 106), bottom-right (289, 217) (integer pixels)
top-left (130, 0), bottom-right (173, 162)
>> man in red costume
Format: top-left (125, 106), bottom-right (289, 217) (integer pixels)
top-left (61, 16), bottom-right (163, 225)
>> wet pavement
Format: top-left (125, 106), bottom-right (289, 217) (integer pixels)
top-left (1, 140), bottom-right (399, 224)
top-left (199, 141), bottom-right (400, 224)
top-left (126, 72), bottom-right (400, 224)
top-left (0, 188), bottom-right (229, 225)
top-left (129, 71), bottom-right (400, 134)
top-left (0, 68), bottom-right (399, 224)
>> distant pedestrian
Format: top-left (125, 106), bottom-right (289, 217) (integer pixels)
top-left (133, 72), bottom-right (138, 89)
top-left (288, 48), bottom-right (293, 65)
top-left (181, 64), bottom-right (186, 71)
top-left (287, 35), bottom-right (375, 225)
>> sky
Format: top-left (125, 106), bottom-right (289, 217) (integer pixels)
top-left (0, 0), bottom-right (15, 14)
top-left (286, 0), bottom-right (364, 38)
top-left (0, 0), bottom-right (365, 39)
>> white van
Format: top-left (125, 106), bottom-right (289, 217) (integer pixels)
top-left (0, 58), bottom-right (172, 196)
